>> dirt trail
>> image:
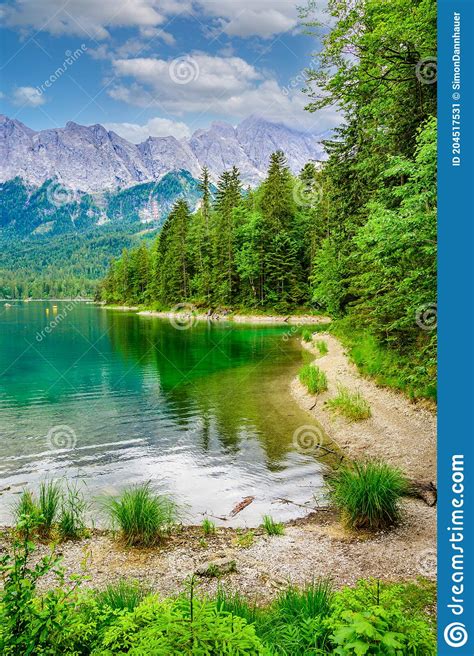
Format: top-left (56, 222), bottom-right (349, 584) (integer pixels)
top-left (292, 334), bottom-right (437, 484)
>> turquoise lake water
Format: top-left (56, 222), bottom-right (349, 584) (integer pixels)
top-left (0, 302), bottom-right (327, 525)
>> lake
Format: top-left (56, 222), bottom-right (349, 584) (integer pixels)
top-left (0, 302), bottom-right (329, 526)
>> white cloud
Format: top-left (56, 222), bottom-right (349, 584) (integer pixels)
top-left (109, 54), bottom-right (262, 111)
top-left (196, 0), bottom-right (298, 39)
top-left (107, 53), bottom-right (341, 134)
top-left (104, 117), bottom-right (191, 142)
top-left (12, 86), bottom-right (46, 107)
top-left (3, 0), bottom-right (305, 39)
top-left (2, 0), bottom-right (193, 39)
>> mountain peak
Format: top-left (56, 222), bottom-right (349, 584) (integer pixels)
top-left (0, 115), bottom-right (325, 192)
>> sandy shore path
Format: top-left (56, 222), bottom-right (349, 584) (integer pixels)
top-left (292, 334), bottom-right (437, 484)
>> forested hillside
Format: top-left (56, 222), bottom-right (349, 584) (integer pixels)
top-left (99, 0), bottom-right (437, 399)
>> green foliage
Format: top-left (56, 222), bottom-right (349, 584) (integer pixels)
top-left (0, 515), bottom-right (85, 656)
top-left (301, 329), bottom-right (313, 343)
top-left (58, 483), bottom-right (87, 540)
top-left (275, 579), bottom-right (333, 623)
top-left (233, 529), bottom-right (255, 549)
top-left (38, 480), bottom-right (62, 536)
top-left (262, 515), bottom-right (285, 536)
top-left (13, 490), bottom-right (42, 531)
top-left (326, 579), bottom-right (436, 655)
top-left (327, 386), bottom-right (372, 421)
top-left (330, 318), bottom-right (436, 401)
top-left (103, 482), bottom-right (178, 546)
top-left (327, 460), bottom-right (408, 530)
top-left (316, 340), bottom-right (328, 356)
top-left (201, 518), bottom-right (216, 535)
top-left (299, 363), bottom-right (328, 394)
top-left (95, 580), bottom-right (149, 612)
top-left (14, 480), bottom-right (87, 541)
top-left (0, 526), bottom-right (435, 656)
top-left (98, 593), bottom-right (266, 655)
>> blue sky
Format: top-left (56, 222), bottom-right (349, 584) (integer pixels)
top-left (0, 1), bottom-right (339, 141)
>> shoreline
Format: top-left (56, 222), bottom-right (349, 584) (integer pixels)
top-left (102, 304), bottom-right (332, 325)
top-left (291, 334), bottom-right (436, 484)
top-left (0, 329), bottom-right (436, 598)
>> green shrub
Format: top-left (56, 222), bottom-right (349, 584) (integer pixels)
top-left (98, 595), bottom-right (266, 655)
top-left (327, 460), bottom-right (408, 530)
top-left (95, 580), bottom-right (149, 612)
top-left (299, 364), bottom-right (328, 394)
top-left (38, 480), bottom-right (62, 536)
top-left (201, 518), bottom-right (216, 535)
top-left (317, 340), bottom-right (328, 355)
top-left (13, 490), bottom-right (41, 531)
top-left (262, 515), bottom-right (285, 536)
top-left (327, 385), bottom-right (371, 421)
top-left (0, 515), bottom-right (85, 656)
top-left (275, 579), bottom-right (333, 622)
top-left (104, 482), bottom-right (178, 546)
top-left (58, 483), bottom-right (87, 540)
top-left (216, 586), bottom-right (260, 626)
top-left (326, 579), bottom-right (436, 654)
top-left (301, 329), bottom-right (313, 343)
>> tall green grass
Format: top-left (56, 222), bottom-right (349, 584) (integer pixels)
top-left (201, 518), bottom-right (216, 535)
top-left (301, 329), bottom-right (313, 343)
top-left (58, 483), bottom-right (87, 539)
top-left (326, 385), bottom-right (371, 421)
top-left (275, 579), bottom-right (333, 621)
top-left (104, 482), bottom-right (178, 546)
top-left (262, 515), bottom-right (285, 536)
top-left (327, 459), bottom-right (408, 530)
top-left (38, 480), bottom-right (62, 535)
top-left (299, 364), bottom-right (328, 394)
top-left (316, 340), bottom-right (328, 356)
top-left (95, 580), bottom-right (149, 612)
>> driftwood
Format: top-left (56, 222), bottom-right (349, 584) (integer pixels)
top-left (229, 496), bottom-right (255, 517)
top-left (406, 480), bottom-right (437, 507)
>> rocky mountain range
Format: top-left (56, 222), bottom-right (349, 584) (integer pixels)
top-left (0, 114), bottom-right (325, 192)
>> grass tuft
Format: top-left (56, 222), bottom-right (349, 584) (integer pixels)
top-left (262, 515), bottom-right (285, 536)
top-left (104, 482), bottom-right (178, 546)
top-left (38, 480), bottom-right (62, 536)
top-left (58, 483), bottom-right (87, 540)
top-left (201, 518), bottom-right (216, 535)
top-left (316, 340), bottom-right (328, 356)
top-left (275, 579), bottom-right (333, 621)
top-left (95, 580), bottom-right (149, 612)
top-left (327, 459), bottom-right (408, 530)
top-left (326, 385), bottom-right (371, 421)
top-left (301, 329), bottom-right (313, 343)
top-left (299, 364), bottom-right (328, 394)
